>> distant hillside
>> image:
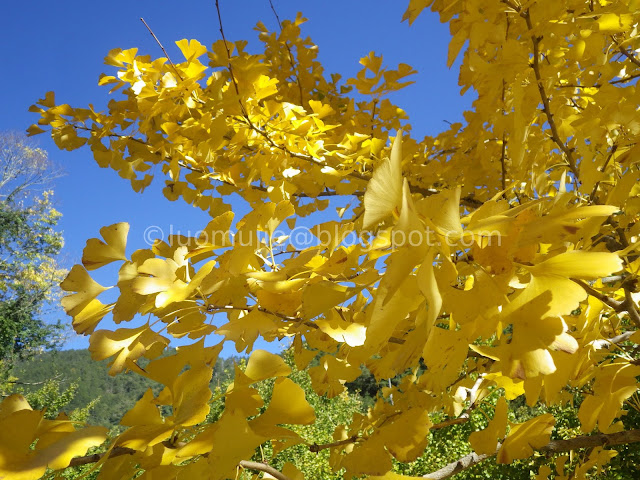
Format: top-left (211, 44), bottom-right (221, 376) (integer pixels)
top-left (13, 349), bottom-right (238, 427)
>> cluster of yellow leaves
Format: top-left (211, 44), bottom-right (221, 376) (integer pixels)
top-left (0, 395), bottom-right (107, 480)
top-left (24, 0), bottom-right (640, 478)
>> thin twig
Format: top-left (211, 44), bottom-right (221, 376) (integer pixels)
top-left (140, 18), bottom-right (183, 81)
top-left (616, 43), bottom-right (640, 69)
top-left (214, 0), bottom-right (246, 115)
top-left (589, 144), bottom-right (617, 204)
top-left (528, 15), bottom-right (579, 178)
top-left (268, 0), bottom-right (304, 104)
top-left (309, 436), bottom-right (358, 453)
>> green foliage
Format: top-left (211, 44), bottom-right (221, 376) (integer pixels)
top-left (13, 348), bottom-right (238, 427)
top-left (0, 132), bottom-right (65, 366)
top-left (257, 349), bottom-right (363, 479)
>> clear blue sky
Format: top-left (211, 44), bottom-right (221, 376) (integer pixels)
top-left (1, 0), bottom-right (471, 355)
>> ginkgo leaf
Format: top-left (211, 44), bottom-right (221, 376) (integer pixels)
top-left (215, 309), bottom-right (279, 352)
top-left (526, 251), bottom-right (623, 279)
top-left (363, 131), bottom-right (403, 230)
top-left (0, 396), bottom-right (107, 480)
top-left (597, 13), bottom-right (633, 32)
top-left (89, 325), bottom-right (169, 375)
top-left (497, 414), bottom-right (555, 464)
top-left (242, 349), bottom-right (291, 384)
top-left (251, 377), bottom-right (315, 428)
top-left (178, 412), bottom-right (266, 478)
top-left (309, 355), bottom-right (360, 398)
top-left (120, 388), bottom-right (163, 426)
top-left (60, 265), bottom-right (110, 316)
top-left (82, 222), bottom-right (129, 270)
top-left (377, 408), bottom-right (432, 462)
top-left (578, 362), bottom-right (640, 433)
top-left (171, 364), bottom-right (213, 426)
top-left (301, 281), bottom-right (355, 320)
top-left (70, 298), bottom-right (113, 335)
top-left (315, 310), bottom-right (367, 347)
top-left (469, 397), bottom-right (508, 455)
top-left (341, 436), bottom-right (392, 476)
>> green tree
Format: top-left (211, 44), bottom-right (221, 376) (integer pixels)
top-left (0, 132), bottom-right (66, 380)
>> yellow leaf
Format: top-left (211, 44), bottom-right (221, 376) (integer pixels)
top-left (70, 298), bottom-right (113, 335)
top-left (252, 377), bottom-right (316, 428)
top-left (89, 325), bottom-right (169, 375)
top-left (497, 414), bottom-right (555, 464)
top-left (597, 13), bottom-right (633, 32)
top-left (342, 435), bottom-right (392, 476)
top-left (363, 131), bottom-right (403, 230)
top-left (120, 388), bottom-right (163, 426)
top-left (82, 222), bottom-right (129, 270)
top-left (60, 265), bottom-right (110, 316)
top-left (309, 355), bottom-right (360, 398)
top-left (315, 309), bottom-right (367, 347)
top-left (242, 349), bottom-right (291, 384)
top-left (469, 397), bottom-right (508, 455)
top-left (527, 251), bottom-right (623, 279)
top-left (0, 396), bottom-right (107, 480)
top-left (378, 408), bottom-right (432, 462)
top-left (301, 281), bottom-right (354, 320)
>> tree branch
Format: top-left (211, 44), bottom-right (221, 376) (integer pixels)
top-left (422, 428), bottom-right (640, 479)
top-left (239, 460), bottom-right (292, 480)
top-left (616, 44), bottom-right (640, 69)
top-left (309, 435), bottom-right (358, 453)
top-left (140, 18), bottom-right (183, 81)
top-left (69, 444), bottom-right (292, 480)
top-left (572, 278), bottom-right (623, 310)
top-left (423, 448), bottom-right (497, 479)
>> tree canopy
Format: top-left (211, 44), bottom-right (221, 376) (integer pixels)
top-left (0, 132), bottom-right (65, 368)
top-left (7, 0), bottom-right (640, 478)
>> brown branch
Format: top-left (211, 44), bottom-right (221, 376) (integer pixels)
top-left (623, 287), bottom-right (640, 329)
top-left (589, 144), bottom-right (618, 204)
top-left (500, 132), bottom-right (508, 192)
top-left (610, 72), bottom-right (640, 85)
top-left (422, 428), bottom-right (640, 479)
top-left (616, 44), bottom-right (640, 69)
top-left (501, 1), bottom-right (579, 178)
top-left (215, 0), bottom-right (246, 117)
top-left (423, 447), bottom-right (497, 479)
top-left (309, 435), bottom-right (358, 453)
top-left (268, 0), bottom-right (304, 105)
top-left (140, 18), bottom-right (183, 81)
top-left (431, 415), bottom-right (470, 431)
top-left (239, 460), bottom-right (292, 480)
top-left (69, 446), bottom-right (135, 467)
top-left (69, 445), bottom-right (291, 480)
top-left (539, 428), bottom-right (640, 453)
top-left (527, 16), bottom-right (579, 178)
top-left (572, 278), bottom-right (623, 310)
top-left (571, 276), bottom-right (640, 331)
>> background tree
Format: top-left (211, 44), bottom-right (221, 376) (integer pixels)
top-left (0, 132), bottom-right (65, 376)
top-left (8, 0), bottom-right (640, 479)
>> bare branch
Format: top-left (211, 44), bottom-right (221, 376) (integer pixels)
top-left (140, 18), bottom-right (183, 81)
top-left (615, 43), bottom-right (640, 69)
top-left (423, 447), bottom-right (499, 479)
top-left (309, 435), bottom-right (358, 453)
top-left (239, 460), bottom-right (292, 480)
top-left (70, 444), bottom-right (292, 480)
top-left (572, 278), bottom-right (623, 310)
top-left (422, 428), bottom-right (640, 479)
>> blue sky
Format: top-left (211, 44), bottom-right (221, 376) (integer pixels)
top-left (1, 0), bottom-right (471, 354)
